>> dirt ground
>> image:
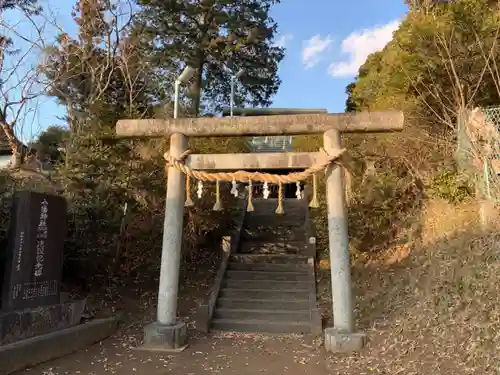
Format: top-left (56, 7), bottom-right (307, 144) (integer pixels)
top-left (22, 328), bottom-right (326, 375)
top-left (20, 327), bottom-right (328, 375)
top-left (15, 260), bottom-right (330, 375)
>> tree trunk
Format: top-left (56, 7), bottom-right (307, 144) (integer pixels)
top-left (10, 152), bottom-right (22, 169)
top-left (191, 63), bottom-right (203, 116)
top-left (1, 121), bottom-right (23, 168)
top-left (190, 49), bottom-right (205, 117)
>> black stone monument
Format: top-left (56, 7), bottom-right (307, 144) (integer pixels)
top-left (1, 190), bottom-right (67, 311)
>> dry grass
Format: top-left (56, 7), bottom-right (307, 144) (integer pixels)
top-left (324, 199), bottom-right (500, 374)
top-left (420, 198), bottom-right (481, 243)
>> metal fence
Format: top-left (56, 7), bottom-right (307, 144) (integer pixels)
top-left (483, 106), bottom-right (500, 159)
top-left (247, 136), bottom-right (293, 153)
top-left (457, 106), bottom-right (500, 202)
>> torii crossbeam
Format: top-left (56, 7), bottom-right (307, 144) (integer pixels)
top-left (116, 111), bottom-right (404, 138)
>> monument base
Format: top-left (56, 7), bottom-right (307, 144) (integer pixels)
top-left (0, 317), bottom-right (118, 375)
top-left (140, 321), bottom-right (188, 353)
top-left (0, 299), bottom-right (86, 345)
top-left (324, 327), bottom-right (366, 353)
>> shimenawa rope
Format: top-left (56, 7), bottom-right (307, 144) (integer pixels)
top-left (165, 148), bottom-right (347, 213)
top-left (164, 148), bottom-right (347, 184)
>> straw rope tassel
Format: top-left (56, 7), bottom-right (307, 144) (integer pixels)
top-left (247, 179), bottom-right (254, 212)
top-left (309, 173), bottom-right (319, 208)
top-left (275, 181), bottom-right (284, 214)
top-left (213, 180), bottom-right (223, 211)
top-left (184, 174), bottom-right (194, 207)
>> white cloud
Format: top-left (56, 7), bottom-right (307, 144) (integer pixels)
top-left (274, 33), bottom-right (293, 48)
top-left (328, 20), bottom-right (401, 78)
top-left (302, 34), bottom-right (333, 68)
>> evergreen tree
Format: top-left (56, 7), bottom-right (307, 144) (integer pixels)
top-left (29, 125), bottom-right (69, 162)
top-left (0, 0), bottom-right (40, 14)
top-left (134, 0), bottom-right (285, 115)
top-left (345, 0), bottom-right (500, 131)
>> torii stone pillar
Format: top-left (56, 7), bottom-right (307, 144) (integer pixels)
top-left (323, 129), bottom-right (366, 352)
top-left (143, 132), bottom-right (188, 351)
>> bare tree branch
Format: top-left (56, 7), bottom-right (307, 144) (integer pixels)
top-left (0, 8), bottom-right (50, 168)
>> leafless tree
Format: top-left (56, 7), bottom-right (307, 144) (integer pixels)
top-left (40, 0), bottom-right (144, 133)
top-left (0, 9), bottom-right (49, 168)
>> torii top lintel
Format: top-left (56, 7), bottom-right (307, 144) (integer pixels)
top-left (115, 110), bottom-right (404, 138)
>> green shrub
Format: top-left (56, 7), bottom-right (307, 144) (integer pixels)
top-left (429, 169), bottom-right (474, 204)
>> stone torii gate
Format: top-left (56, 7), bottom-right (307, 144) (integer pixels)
top-left (115, 110), bottom-right (404, 352)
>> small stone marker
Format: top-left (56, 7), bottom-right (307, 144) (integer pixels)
top-left (1, 190), bottom-right (67, 311)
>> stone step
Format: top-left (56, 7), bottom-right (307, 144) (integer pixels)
top-left (241, 226), bottom-right (305, 237)
top-left (239, 241), bottom-right (305, 255)
top-left (244, 201), bottom-right (307, 220)
top-left (246, 205), bottom-right (306, 212)
top-left (244, 214), bottom-right (307, 221)
top-left (246, 204), bottom-right (306, 211)
top-left (249, 198), bottom-right (307, 206)
top-left (225, 269), bottom-right (309, 282)
top-left (213, 308), bottom-right (310, 321)
top-left (222, 279), bottom-right (308, 291)
top-left (219, 288), bottom-right (309, 300)
top-left (243, 218), bottom-right (306, 229)
top-left (211, 318), bottom-right (311, 334)
top-left (229, 254), bottom-right (308, 265)
top-left (227, 262), bottom-right (308, 272)
top-left (247, 205), bottom-right (308, 213)
top-left (245, 201), bottom-right (306, 209)
top-left (240, 227), bottom-right (305, 242)
top-left (216, 298), bottom-right (310, 311)
top-left (244, 216), bottom-right (306, 224)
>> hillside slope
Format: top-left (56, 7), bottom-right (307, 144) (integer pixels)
top-left (325, 199), bottom-right (500, 374)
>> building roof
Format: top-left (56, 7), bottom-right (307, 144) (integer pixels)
top-left (248, 136), bottom-right (292, 153)
top-left (0, 130), bottom-right (31, 156)
top-left (221, 107), bottom-right (328, 117)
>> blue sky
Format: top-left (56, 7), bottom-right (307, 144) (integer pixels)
top-left (5, 0), bottom-right (409, 141)
top-left (270, 0), bottom-right (408, 112)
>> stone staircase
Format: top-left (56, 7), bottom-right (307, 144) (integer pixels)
top-left (210, 198), bottom-right (321, 334)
